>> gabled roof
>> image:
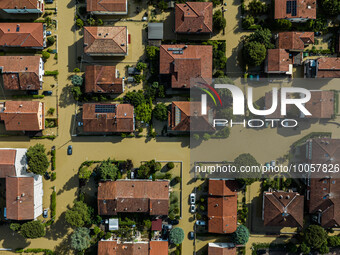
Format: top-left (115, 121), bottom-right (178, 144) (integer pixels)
top-left (266, 49), bottom-right (292, 73)
top-left (85, 65), bottom-right (123, 94)
top-left (0, 149), bottom-right (17, 178)
top-left (263, 191), bottom-right (304, 227)
top-left (98, 241), bottom-right (168, 255)
top-left (0, 23), bottom-right (44, 48)
top-left (0, 101), bottom-right (44, 131)
top-left (175, 2), bottom-right (213, 33)
top-left (84, 26), bottom-right (127, 55)
top-left (0, 56), bottom-right (42, 90)
top-left (274, 0), bottom-right (316, 20)
top-left (317, 58), bottom-right (340, 78)
top-left (277, 32), bottom-right (314, 50)
top-left (149, 241), bottom-right (168, 255)
top-left (0, 0), bottom-right (38, 9)
top-left (6, 176), bottom-right (35, 220)
top-left (87, 0), bottom-right (127, 13)
top-left (97, 180), bottom-right (169, 216)
top-left (208, 180), bottom-right (239, 197)
top-left (208, 243), bottom-right (237, 255)
top-left (168, 101), bottom-right (215, 132)
top-left (82, 103), bottom-right (134, 133)
top-left (159, 44), bottom-right (212, 88)
top-left (304, 90), bottom-right (334, 119)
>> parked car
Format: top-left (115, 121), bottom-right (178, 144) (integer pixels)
top-left (27, 90), bottom-right (38, 95)
top-left (43, 209), bottom-right (48, 218)
top-left (190, 193), bottom-right (196, 204)
top-left (188, 231), bottom-right (194, 240)
top-left (78, 122), bottom-right (83, 127)
top-left (46, 31), bottom-right (52, 36)
top-left (45, 0), bottom-right (53, 3)
top-left (44, 172), bottom-right (51, 180)
top-left (43, 90), bottom-right (52, 96)
top-left (67, 145), bottom-right (73, 155)
top-left (163, 224), bottom-right (172, 230)
top-left (190, 204), bottom-right (196, 213)
top-left (169, 219), bottom-right (179, 225)
top-left (196, 220), bottom-right (206, 226)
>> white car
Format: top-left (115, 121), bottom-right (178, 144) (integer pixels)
top-left (190, 204), bottom-right (196, 213)
top-left (196, 220), bottom-right (206, 226)
top-left (190, 193), bottom-right (196, 204)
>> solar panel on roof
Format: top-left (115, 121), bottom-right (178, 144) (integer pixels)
top-left (292, 0), bottom-right (297, 16)
top-left (95, 104), bottom-right (115, 113)
top-left (286, 1), bottom-right (292, 14)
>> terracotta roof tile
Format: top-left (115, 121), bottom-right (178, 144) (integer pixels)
top-left (0, 56), bottom-right (42, 90)
top-left (0, 101), bottom-right (44, 131)
top-left (98, 241), bottom-right (149, 255)
top-left (160, 44), bottom-right (212, 88)
top-left (149, 241), bottom-right (168, 255)
top-left (85, 65), bottom-right (123, 93)
top-left (208, 180), bottom-right (239, 196)
top-left (274, 0), bottom-right (316, 20)
top-left (277, 32), bottom-right (314, 50)
top-left (98, 180), bottom-right (169, 215)
top-left (304, 91), bottom-right (334, 119)
top-left (208, 245), bottom-right (237, 255)
top-left (84, 26), bottom-right (127, 55)
top-left (0, 23), bottom-right (44, 48)
top-left (317, 57), bottom-right (340, 78)
top-left (265, 49), bottom-right (292, 73)
top-left (0, 149), bottom-right (16, 178)
top-left (0, 0), bottom-right (38, 9)
top-left (175, 2), bottom-right (213, 33)
top-left (87, 0), bottom-right (127, 13)
top-left (82, 103), bottom-right (134, 133)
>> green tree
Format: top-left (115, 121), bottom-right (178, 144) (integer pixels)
top-left (20, 221), bottom-right (46, 239)
top-left (242, 16), bottom-right (254, 29)
top-left (319, 243), bottom-right (329, 254)
top-left (136, 103), bottom-right (152, 123)
top-left (42, 51), bottom-right (50, 62)
top-left (78, 166), bottom-right (92, 181)
top-left (76, 19), bottom-right (84, 28)
top-left (231, 225), bottom-right (249, 245)
top-left (47, 36), bottom-right (55, 46)
top-left (10, 223), bottom-right (21, 232)
top-left (96, 19), bottom-right (103, 26)
top-left (71, 75), bottom-right (83, 86)
top-left (169, 227), bottom-right (184, 245)
top-left (167, 162), bottom-right (175, 169)
top-left (234, 153), bottom-right (260, 185)
top-left (275, 19), bottom-right (292, 30)
top-left (322, 0), bottom-right (340, 16)
top-left (213, 10), bottom-right (226, 32)
top-left (300, 242), bottom-right (310, 255)
top-left (146, 46), bottom-right (160, 61)
top-left (302, 225), bottom-right (328, 250)
top-left (26, 144), bottom-right (49, 175)
top-left (243, 41), bottom-right (266, 66)
top-left (203, 133), bottom-right (211, 141)
top-left (137, 160), bottom-right (161, 179)
top-left (71, 227), bottom-right (91, 251)
top-left (97, 159), bottom-right (119, 180)
top-left (328, 235), bottom-right (340, 247)
top-left (245, 28), bottom-right (274, 49)
top-left (65, 201), bottom-right (92, 227)
top-left (158, 0), bottom-right (167, 11)
top-left (71, 86), bottom-right (82, 101)
top-left (123, 90), bottom-right (145, 107)
top-left (248, 0), bottom-right (267, 15)
top-left (153, 103), bottom-right (168, 121)
top-left (136, 62), bottom-right (147, 71)
top-left (87, 17), bottom-right (96, 26)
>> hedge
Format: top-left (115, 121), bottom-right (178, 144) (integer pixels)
top-left (32, 135), bottom-right (56, 140)
top-left (12, 95), bottom-right (44, 99)
top-left (51, 150), bottom-right (56, 170)
top-left (51, 190), bottom-right (56, 219)
top-left (51, 172), bottom-right (56, 181)
top-left (44, 70), bottom-right (59, 76)
top-left (16, 248), bottom-right (55, 254)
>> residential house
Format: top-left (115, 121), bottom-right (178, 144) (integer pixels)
top-left (277, 32), bottom-right (314, 51)
top-left (159, 44), bottom-right (212, 89)
top-left (265, 49), bottom-right (293, 75)
top-left (86, 0), bottom-right (128, 15)
top-left (82, 103), bottom-right (134, 133)
top-left (175, 2), bottom-right (213, 34)
top-left (85, 65), bottom-right (124, 94)
top-left (0, 23), bottom-right (45, 49)
top-left (274, 0), bottom-right (316, 22)
top-left (168, 101), bottom-right (215, 133)
top-left (305, 57), bottom-right (340, 78)
top-left (263, 190), bottom-right (304, 227)
top-left (0, 0), bottom-right (44, 14)
top-left (0, 101), bottom-right (45, 131)
top-left (0, 148), bottom-right (43, 220)
top-left (97, 180), bottom-right (170, 216)
top-left (208, 243), bottom-right (237, 255)
top-left (208, 179), bottom-right (238, 234)
top-left (305, 138), bottom-right (340, 227)
top-left (98, 240), bottom-right (168, 255)
top-left (0, 56), bottom-right (44, 90)
top-left (84, 26), bottom-right (128, 56)
top-left (265, 89), bottom-right (292, 119)
top-left (303, 90), bottom-right (334, 119)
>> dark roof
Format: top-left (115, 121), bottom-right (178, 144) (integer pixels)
top-left (148, 23), bottom-right (163, 40)
top-left (175, 2), bottom-right (213, 33)
top-left (274, 0), bottom-right (316, 20)
top-left (159, 44), bottom-right (212, 88)
top-left (85, 65), bottom-right (123, 94)
top-left (97, 180), bottom-right (170, 216)
top-left (277, 32), bottom-right (314, 51)
top-left (151, 219), bottom-right (162, 231)
top-left (87, 0), bottom-right (127, 13)
top-left (263, 191), bottom-right (304, 227)
top-left (82, 103), bottom-right (134, 133)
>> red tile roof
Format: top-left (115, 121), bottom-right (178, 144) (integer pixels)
top-left (149, 241), bottom-right (168, 255)
top-left (265, 90), bottom-right (292, 119)
top-left (277, 32), bottom-right (314, 50)
top-left (274, 0), bottom-right (316, 20)
top-left (151, 219), bottom-right (162, 231)
top-left (98, 180), bottom-right (170, 216)
top-left (175, 2), bottom-right (213, 33)
top-left (84, 26), bottom-right (127, 55)
top-left (85, 65), bottom-right (123, 94)
top-left (168, 101), bottom-right (215, 132)
top-left (304, 91), bottom-right (334, 119)
top-left (317, 58), bottom-right (340, 78)
top-left (208, 180), bottom-right (239, 197)
top-left (263, 191), bottom-right (304, 227)
top-left (208, 245), bottom-right (237, 255)
top-left (6, 176), bottom-right (35, 220)
top-left (0, 23), bottom-right (44, 48)
top-left (160, 44), bottom-right (212, 88)
top-left (87, 0), bottom-right (127, 13)
top-left (265, 49), bottom-right (292, 73)
top-left (0, 0), bottom-right (38, 9)
top-left (0, 101), bottom-right (44, 131)
top-left (0, 56), bottom-right (42, 90)
top-left (0, 149), bottom-right (16, 178)
top-left (82, 103), bottom-right (134, 133)
top-left (97, 241), bottom-right (168, 255)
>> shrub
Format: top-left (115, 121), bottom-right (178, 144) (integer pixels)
top-left (203, 133), bottom-right (211, 141)
top-left (169, 228), bottom-right (184, 245)
top-left (193, 134), bottom-right (200, 141)
top-left (47, 108), bottom-right (55, 115)
top-left (10, 223), bottom-right (21, 232)
top-left (153, 103), bottom-right (168, 121)
top-left (79, 166), bottom-right (92, 181)
top-left (231, 225), bottom-right (249, 245)
top-left (167, 162), bottom-right (175, 170)
top-left (76, 19), bottom-right (84, 28)
top-left (96, 19), bottom-right (103, 26)
top-left (213, 10), bottom-right (226, 32)
top-left (44, 70), bottom-right (59, 76)
top-left (73, 68), bottom-right (80, 73)
top-left (51, 172), bottom-right (56, 181)
top-left (71, 227), bottom-right (91, 251)
top-left (71, 75), bottom-right (83, 86)
top-left (104, 232), bottom-right (111, 240)
top-left (136, 62), bottom-right (147, 71)
top-left (26, 144), bottom-right (49, 175)
top-left (20, 221), bottom-right (46, 238)
top-left (47, 36), bottom-right (55, 46)
top-left (93, 226), bottom-right (101, 235)
top-left (42, 51), bottom-right (50, 61)
top-left (97, 159), bottom-right (119, 181)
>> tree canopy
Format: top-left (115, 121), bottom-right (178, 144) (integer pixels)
top-left (234, 153), bottom-right (260, 185)
top-left (169, 227), bottom-right (184, 245)
top-left (213, 10), bottom-right (226, 32)
top-left (123, 90), bottom-right (145, 107)
top-left (302, 225), bottom-right (328, 250)
top-left (26, 144), bottom-right (49, 175)
top-left (20, 220), bottom-right (46, 239)
top-left (153, 103), bottom-right (168, 121)
top-left (71, 227), bottom-right (91, 251)
top-left (231, 225), bottom-right (249, 245)
top-left (243, 41), bottom-right (266, 66)
top-left (137, 159), bottom-right (161, 179)
top-left (136, 103), bottom-right (152, 123)
top-left (245, 28), bottom-right (274, 49)
top-left (65, 201), bottom-right (92, 227)
top-left (97, 159), bottom-right (119, 181)
top-left (71, 75), bottom-right (83, 86)
top-left (322, 0), bottom-right (340, 16)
